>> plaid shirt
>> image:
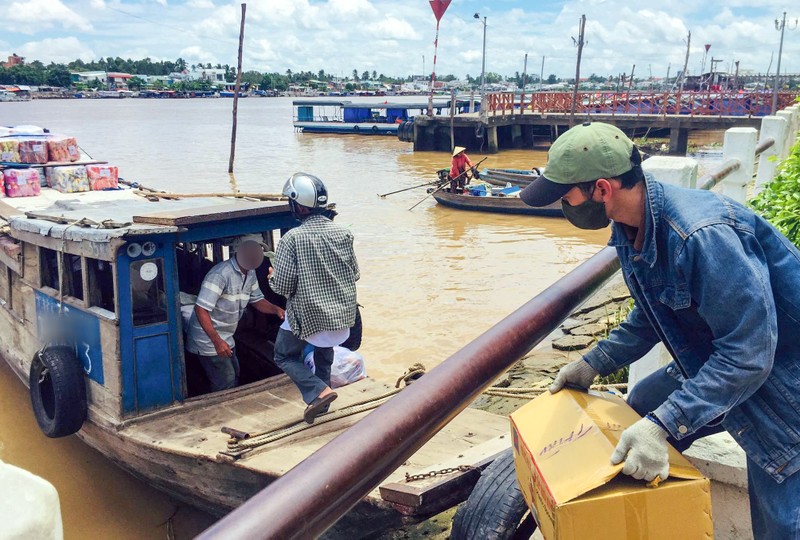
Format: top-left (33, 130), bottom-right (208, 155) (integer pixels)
top-left (269, 214), bottom-right (360, 340)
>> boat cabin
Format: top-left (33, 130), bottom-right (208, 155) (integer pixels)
top-left (0, 188), bottom-right (297, 421)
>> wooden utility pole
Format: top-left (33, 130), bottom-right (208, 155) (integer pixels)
top-left (569, 14), bottom-right (586, 127)
top-left (679, 30), bottom-right (691, 93)
top-left (228, 3), bottom-right (246, 175)
top-left (450, 88), bottom-right (456, 151)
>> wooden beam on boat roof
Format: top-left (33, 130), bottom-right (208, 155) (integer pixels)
top-left (0, 200), bottom-right (24, 222)
top-left (132, 200), bottom-right (289, 227)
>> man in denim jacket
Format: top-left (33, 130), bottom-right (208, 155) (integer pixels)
top-left (521, 122), bottom-right (800, 538)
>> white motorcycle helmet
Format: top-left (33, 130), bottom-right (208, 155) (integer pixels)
top-left (282, 173), bottom-right (329, 217)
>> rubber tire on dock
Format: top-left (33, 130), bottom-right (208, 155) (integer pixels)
top-left (341, 306), bottom-right (362, 351)
top-left (29, 346), bottom-right (88, 438)
top-left (451, 449), bottom-right (538, 540)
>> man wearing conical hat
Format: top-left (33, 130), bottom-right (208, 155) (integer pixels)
top-left (449, 146), bottom-right (474, 194)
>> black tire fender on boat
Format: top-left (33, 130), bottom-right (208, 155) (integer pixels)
top-left (451, 449), bottom-right (538, 540)
top-left (353, 125), bottom-right (360, 132)
top-left (341, 306), bottom-right (363, 351)
top-left (372, 125), bottom-right (379, 133)
top-left (29, 346), bottom-right (88, 438)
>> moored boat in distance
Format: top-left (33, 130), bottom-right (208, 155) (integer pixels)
top-left (479, 168), bottom-right (542, 188)
top-left (293, 99), bottom-right (474, 136)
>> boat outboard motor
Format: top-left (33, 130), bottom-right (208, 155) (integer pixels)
top-left (282, 172), bottom-right (330, 220)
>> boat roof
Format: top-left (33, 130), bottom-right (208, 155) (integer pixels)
top-left (292, 99), bottom-right (454, 109)
top-left (0, 187), bottom-right (289, 244)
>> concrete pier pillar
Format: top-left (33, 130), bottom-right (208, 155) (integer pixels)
top-left (511, 124), bottom-right (523, 148)
top-left (642, 156), bottom-right (699, 189)
top-left (668, 127), bottom-right (689, 155)
top-left (487, 125), bottom-right (499, 154)
top-left (776, 110), bottom-right (795, 160)
top-left (721, 127), bottom-right (757, 204)
top-left (755, 116), bottom-right (788, 195)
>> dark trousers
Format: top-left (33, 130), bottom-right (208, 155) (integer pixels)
top-left (272, 328), bottom-right (334, 404)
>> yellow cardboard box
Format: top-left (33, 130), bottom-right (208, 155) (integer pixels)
top-left (510, 389), bottom-right (713, 540)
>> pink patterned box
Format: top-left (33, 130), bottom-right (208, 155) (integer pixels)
top-left (3, 169), bottom-right (41, 198)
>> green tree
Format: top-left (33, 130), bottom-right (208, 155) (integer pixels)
top-left (45, 65), bottom-right (71, 87)
top-left (546, 74), bottom-right (558, 84)
top-left (352, 69), bottom-right (359, 81)
top-left (750, 134), bottom-right (800, 247)
top-left (127, 76), bottom-right (146, 90)
top-left (361, 70), bottom-right (370, 81)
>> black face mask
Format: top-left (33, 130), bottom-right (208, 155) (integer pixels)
top-left (561, 192), bottom-right (610, 230)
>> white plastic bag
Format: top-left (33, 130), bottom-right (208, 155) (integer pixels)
top-left (0, 459), bottom-right (64, 540)
top-left (304, 346), bottom-right (367, 388)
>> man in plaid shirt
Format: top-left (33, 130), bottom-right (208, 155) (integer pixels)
top-left (269, 173), bottom-right (360, 423)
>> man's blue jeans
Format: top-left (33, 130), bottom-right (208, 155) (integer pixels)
top-left (629, 365), bottom-right (800, 539)
top-left (273, 328), bottom-right (333, 404)
top-left (199, 350), bottom-right (239, 392)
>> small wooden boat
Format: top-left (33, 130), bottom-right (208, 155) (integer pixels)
top-left (478, 168), bottom-right (542, 187)
top-left (0, 158), bottom-right (509, 537)
top-left (432, 188), bottom-right (563, 217)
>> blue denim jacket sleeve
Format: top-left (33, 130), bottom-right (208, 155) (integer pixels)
top-left (654, 224), bottom-right (778, 440)
top-left (582, 303), bottom-right (661, 376)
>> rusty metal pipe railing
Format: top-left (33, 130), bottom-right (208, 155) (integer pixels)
top-left (198, 248), bottom-right (620, 540)
top-left (697, 137), bottom-right (775, 191)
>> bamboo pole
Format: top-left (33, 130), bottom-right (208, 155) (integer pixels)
top-left (228, 3), bottom-right (247, 174)
top-left (132, 191), bottom-right (285, 201)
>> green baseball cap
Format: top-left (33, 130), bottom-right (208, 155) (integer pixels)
top-left (521, 122), bottom-right (635, 207)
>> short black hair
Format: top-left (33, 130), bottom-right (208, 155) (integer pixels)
top-left (575, 146), bottom-right (644, 194)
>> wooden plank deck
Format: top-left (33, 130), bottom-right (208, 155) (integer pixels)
top-left (120, 374), bottom-right (509, 512)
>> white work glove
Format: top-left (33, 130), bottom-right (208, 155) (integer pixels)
top-left (549, 359), bottom-right (599, 393)
top-left (611, 417), bottom-right (670, 482)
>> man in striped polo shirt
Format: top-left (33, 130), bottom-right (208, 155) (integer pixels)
top-left (186, 234), bottom-right (285, 392)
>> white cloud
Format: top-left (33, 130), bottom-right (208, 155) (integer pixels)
top-left (16, 36), bottom-right (95, 63)
top-left (0, 0), bottom-right (797, 79)
top-left (178, 45), bottom-right (218, 65)
top-left (4, 0), bottom-right (92, 33)
top-left (367, 16), bottom-right (421, 40)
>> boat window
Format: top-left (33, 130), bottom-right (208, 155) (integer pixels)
top-left (39, 248), bottom-right (60, 290)
top-left (87, 259), bottom-right (115, 313)
top-left (130, 258), bottom-right (168, 326)
top-left (64, 254), bottom-right (84, 301)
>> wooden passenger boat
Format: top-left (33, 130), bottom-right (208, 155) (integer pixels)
top-left (0, 184), bottom-right (510, 537)
top-left (292, 99), bottom-right (475, 136)
top-left (432, 188), bottom-right (563, 217)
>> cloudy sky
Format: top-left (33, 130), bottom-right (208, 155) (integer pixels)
top-left (1, 0), bottom-right (798, 79)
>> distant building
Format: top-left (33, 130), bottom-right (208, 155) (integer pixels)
top-left (70, 71), bottom-right (107, 85)
top-left (3, 54), bottom-right (24, 68)
top-left (107, 72), bottom-right (132, 89)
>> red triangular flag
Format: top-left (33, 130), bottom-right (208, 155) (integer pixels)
top-left (429, 0), bottom-right (451, 22)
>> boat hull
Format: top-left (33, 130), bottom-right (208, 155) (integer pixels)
top-left (433, 190), bottom-right (563, 217)
top-left (294, 122), bottom-right (399, 135)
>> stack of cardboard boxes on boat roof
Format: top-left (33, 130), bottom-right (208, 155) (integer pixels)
top-left (0, 126), bottom-right (119, 199)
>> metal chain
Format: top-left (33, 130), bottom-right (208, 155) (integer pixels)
top-left (404, 465), bottom-right (475, 483)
